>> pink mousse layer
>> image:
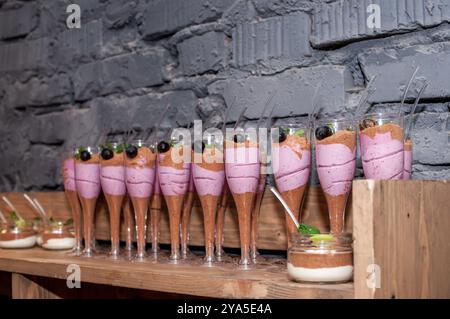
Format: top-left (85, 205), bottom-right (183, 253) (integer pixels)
top-left (63, 159), bottom-right (76, 191)
top-left (192, 165), bottom-right (225, 196)
top-left (158, 164), bottom-right (191, 196)
top-left (126, 167), bottom-right (155, 198)
top-left (403, 150), bottom-right (412, 180)
top-left (272, 145), bottom-right (311, 193)
top-left (100, 165), bottom-right (126, 196)
top-left (225, 147), bottom-right (260, 194)
top-left (75, 163), bottom-right (101, 199)
top-left (316, 144), bottom-right (355, 196)
top-left (360, 132), bottom-right (404, 180)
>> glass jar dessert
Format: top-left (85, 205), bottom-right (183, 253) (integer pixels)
top-left (0, 220), bottom-right (37, 249)
top-left (39, 220), bottom-right (75, 250)
top-left (287, 233), bottom-right (353, 284)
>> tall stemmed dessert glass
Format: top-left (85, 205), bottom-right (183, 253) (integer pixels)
top-left (99, 140), bottom-right (126, 258)
top-left (225, 111), bottom-right (260, 267)
top-left (192, 125), bottom-right (225, 264)
top-left (359, 113), bottom-right (405, 180)
top-left (74, 146), bottom-right (101, 256)
top-left (124, 139), bottom-right (156, 259)
top-left (150, 161), bottom-right (162, 256)
top-left (122, 196), bottom-right (134, 255)
top-left (61, 148), bottom-right (83, 254)
top-left (314, 118), bottom-right (356, 234)
top-left (157, 129), bottom-right (191, 262)
top-left (272, 124), bottom-right (311, 246)
top-left (251, 98), bottom-right (276, 261)
top-left (403, 82), bottom-right (428, 179)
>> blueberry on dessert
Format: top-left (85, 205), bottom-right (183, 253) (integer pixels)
top-left (101, 148), bottom-right (114, 160)
top-left (125, 145), bottom-right (138, 159)
top-left (80, 150), bottom-right (91, 161)
top-left (278, 129), bottom-right (287, 143)
top-left (157, 141), bottom-right (171, 153)
top-left (315, 126), bottom-right (334, 141)
top-left (233, 134), bottom-right (245, 143)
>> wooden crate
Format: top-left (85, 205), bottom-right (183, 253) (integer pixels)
top-left (0, 180), bottom-right (448, 298)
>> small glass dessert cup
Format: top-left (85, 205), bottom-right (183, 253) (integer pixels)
top-left (61, 148), bottom-right (83, 255)
top-left (100, 141), bottom-right (127, 258)
top-left (225, 126), bottom-right (260, 267)
top-left (124, 139), bottom-right (157, 260)
top-left (39, 220), bottom-right (76, 250)
top-left (157, 131), bottom-right (191, 262)
top-left (314, 118), bottom-right (356, 234)
top-left (192, 131), bottom-right (225, 265)
top-left (74, 145), bottom-right (101, 257)
top-left (287, 233), bottom-right (353, 284)
top-left (359, 113), bottom-right (405, 180)
top-left (271, 124), bottom-right (311, 248)
top-left (0, 220), bottom-right (37, 249)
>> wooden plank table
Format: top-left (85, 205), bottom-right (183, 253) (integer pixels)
top-left (0, 180), bottom-right (449, 299)
top-left (0, 248), bottom-right (353, 299)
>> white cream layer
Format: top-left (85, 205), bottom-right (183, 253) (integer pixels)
top-left (287, 263), bottom-right (353, 283)
top-left (0, 235), bottom-right (37, 248)
top-left (42, 238), bottom-right (76, 250)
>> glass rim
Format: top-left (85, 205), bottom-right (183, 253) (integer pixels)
top-left (271, 123), bottom-right (311, 129)
top-left (313, 117), bottom-right (356, 127)
top-left (360, 111), bottom-right (404, 120)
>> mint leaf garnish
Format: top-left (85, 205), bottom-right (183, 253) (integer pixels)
top-left (9, 211), bottom-right (19, 222)
top-left (75, 146), bottom-right (85, 160)
top-left (298, 224), bottom-right (320, 235)
top-left (294, 129), bottom-right (305, 137)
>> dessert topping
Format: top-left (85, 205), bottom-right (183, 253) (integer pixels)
top-left (315, 126), bottom-right (334, 140)
top-left (101, 148), bottom-right (114, 160)
top-left (125, 145), bottom-right (138, 159)
top-left (157, 141), bottom-right (171, 153)
top-left (298, 223), bottom-right (320, 235)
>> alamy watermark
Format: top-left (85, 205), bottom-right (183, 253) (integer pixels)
top-left (66, 264), bottom-right (81, 288)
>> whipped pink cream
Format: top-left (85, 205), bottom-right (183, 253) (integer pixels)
top-left (63, 158), bottom-right (76, 191)
top-left (158, 152), bottom-right (191, 196)
top-left (126, 166), bottom-right (155, 197)
top-left (316, 144), bottom-right (356, 196)
top-left (192, 164), bottom-right (225, 196)
top-left (75, 163), bottom-right (101, 199)
top-left (100, 165), bottom-right (126, 195)
top-left (360, 132), bottom-right (404, 180)
top-left (225, 146), bottom-right (260, 194)
top-left (272, 145), bottom-right (311, 193)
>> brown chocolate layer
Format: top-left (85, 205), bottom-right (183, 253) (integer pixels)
top-left (75, 153), bottom-right (100, 164)
top-left (126, 146), bottom-right (156, 168)
top-left (199, 194), bottom-right (220, 258)
top-left (100, 152), bottom-right (124, 166)
top-left (159, 145), bottom-right (190, 170)
top-left (65, 189), bottom-right (82, 242)
top-left (78, 196), bottom-right (98, 251)
top-left (104, 194), bottom-right (124, 250)
top-left (281, 185), bottom-right (307, 246)
top-left (230, 191), bottom-right (255, 261)
top-left (164, 194), bottom-right (184, 257)
top-left (404, 139), bottom-right (412, 151)
top-left (279, 135), bottom-right (310, 158)
top-left (289, 250), bottom-right (353, 268)
top-left (361, 123), bottom-right (403, 142)
top-left (181, 191), bottom-right (194, 255)
top-left (325, 193), bottom-right (348, 234)
top-left (318, 130), bottom-right (356, 152)
top-left (131, 196), bottom-right (149, 254)
top-left (194, 148), bottom-right (224, 171)
top-left (0, 230), bottom-right (35, 241)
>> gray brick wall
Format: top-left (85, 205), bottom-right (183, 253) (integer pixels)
top-left (1, 0), bottom-right (450, 191)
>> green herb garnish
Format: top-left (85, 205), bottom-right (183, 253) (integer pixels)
top-left (64, 218), bottom-right (74, 226)
top-left (115, 143), bottom-right (124, 154)
top-left (298, 223), bottom-right (320, 235)
top-left (10, 212), bottom-right (26, 228)
top-left (75, 146), bottom-right (85, 160)
top-left (294, 129), bottom-right (305, 137)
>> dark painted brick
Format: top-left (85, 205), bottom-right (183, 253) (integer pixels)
top-left (73, 50), bottom-right (167, 101)
top-left (177, 31), bottom-right (228, 75)
top-left (233, 12), bottom-right (311, 66)
top-left (5, 74), bottom-right (72, 108)
top-left (0, 2), bottom-right (38, 40)
top-left (208, 66), bottom-right (350, 120)
top-left (312, 0), bottom-right (450, 47)
top-left (359, 42), bottom-right (450, 103)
